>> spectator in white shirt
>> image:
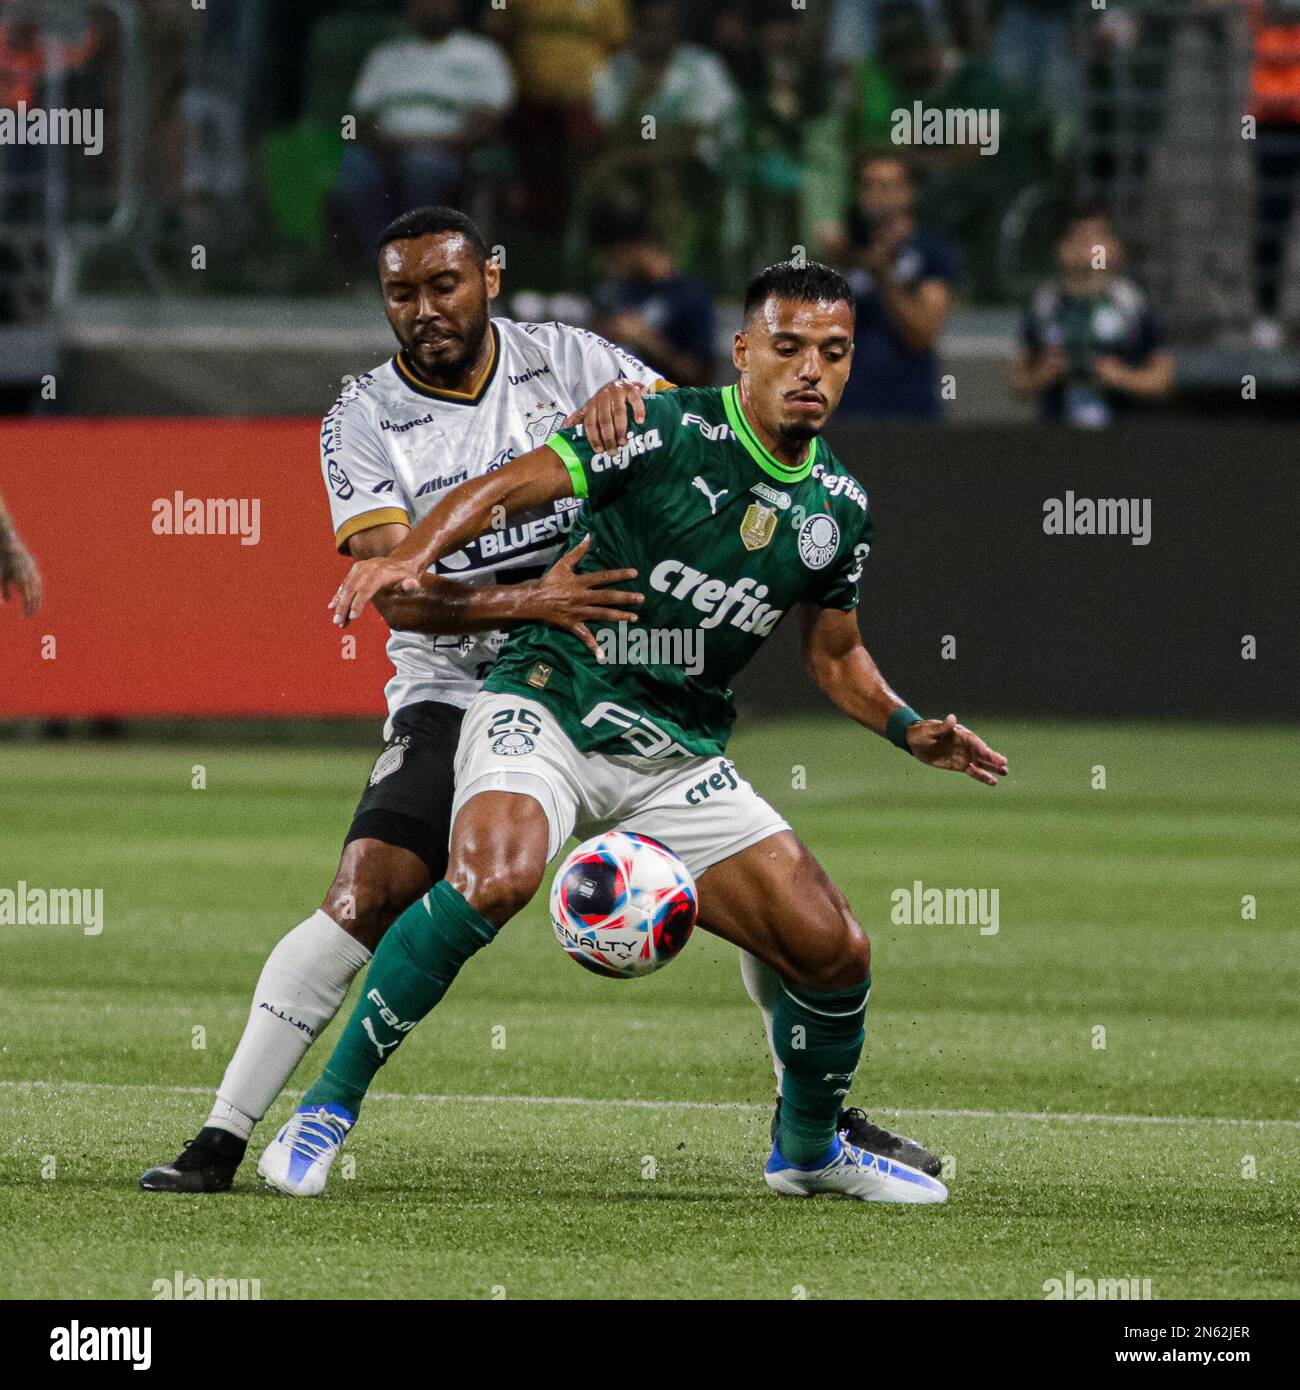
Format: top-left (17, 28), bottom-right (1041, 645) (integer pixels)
top-left (592, 0), bottom-right (740, 171)
top-left (329, 0), bottom-right (515, 259)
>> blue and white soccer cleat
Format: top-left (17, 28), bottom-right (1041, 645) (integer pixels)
top-left (256, 1104), bottom-right (354, 1197)
top-left (764, 1134), bottom-right (948, 1204)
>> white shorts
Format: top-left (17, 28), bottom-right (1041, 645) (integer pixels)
top-left (451, 693), bottom-right (790, 877)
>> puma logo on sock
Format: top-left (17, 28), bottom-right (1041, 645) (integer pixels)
top-left (361, 1016), bottom-right (400, 1059)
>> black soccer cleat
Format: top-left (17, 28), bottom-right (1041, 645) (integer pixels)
top-left (140, 1126), bottom-right (247, 1193)
top-left (837, 1107), bottom-right (943, 1178)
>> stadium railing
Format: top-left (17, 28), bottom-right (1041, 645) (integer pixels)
top-left (0, 0), bottom-right (147, 314)
top-left (1074, 0), bottom-right (1260, 340)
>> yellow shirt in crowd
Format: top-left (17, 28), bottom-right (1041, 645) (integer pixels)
top-left (488, 0), bottom-right (628, 108)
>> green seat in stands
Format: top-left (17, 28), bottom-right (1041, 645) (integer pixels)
top-left (263, 122), bottom-right (345, 245)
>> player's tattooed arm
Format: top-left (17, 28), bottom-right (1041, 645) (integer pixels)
top-left (799, 605), bottom-right (1008, 787)
top-left (331, 444), bottom-right (617, 627)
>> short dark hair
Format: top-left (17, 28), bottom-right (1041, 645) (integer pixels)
top-left (743, 260), bottom-right (854, 325)
top-left (376, 206), bottom-right (489, 263)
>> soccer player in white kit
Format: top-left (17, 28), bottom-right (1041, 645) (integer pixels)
top-left (141, 207), bottom-right (666, 1191)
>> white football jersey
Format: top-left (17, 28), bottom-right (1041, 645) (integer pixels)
top-left (321, 318), bottom-right (668, 725)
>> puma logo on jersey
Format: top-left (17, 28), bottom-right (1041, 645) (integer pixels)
top-left (691, 476), bottom-right (729, 514)
top-left (649, 559), bottom-right (784, 635)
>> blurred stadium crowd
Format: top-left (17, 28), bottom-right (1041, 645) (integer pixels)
top-left (1, 0), bottom-right (1298, 419)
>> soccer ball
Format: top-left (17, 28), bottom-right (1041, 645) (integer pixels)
top-left (549, 831), bottom-right (697, 979)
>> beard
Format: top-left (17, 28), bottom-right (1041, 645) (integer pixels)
top-left (403, 306), bottom-right (489, 381)
top-left (778, 419), bottom-right (822, 445)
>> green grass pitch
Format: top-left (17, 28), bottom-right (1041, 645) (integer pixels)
top-left (1, 719), bottom-right (1296, 1300)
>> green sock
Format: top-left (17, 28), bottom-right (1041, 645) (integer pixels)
top-left (769, 1098), bottom-right (852, 1146)
top-left (773, 975), bottom-right (871, 1166)
top-left (301, 881), bottom-right (496, 1117)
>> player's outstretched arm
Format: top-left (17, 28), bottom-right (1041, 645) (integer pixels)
top-left (344, 525), bottom-right (641, 656)
top-left (799, 605), bottom-right (1008, 787)
top-left (330, 444), bottom-right (580, 627)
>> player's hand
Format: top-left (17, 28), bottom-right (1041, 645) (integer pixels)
top-left (330, 555), bottom-right (423, 627)
top-left (0, 534), bottom-right (42, 617)
top-left (906, 713), bottom-right (1008, 787)
top-left (564, 379), bottom-right (649, 454)
top-left (523, 534), bottom-right (642, 659)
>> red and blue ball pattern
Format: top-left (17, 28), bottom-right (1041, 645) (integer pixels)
top-left (549, 831), bottom-right (697, 979)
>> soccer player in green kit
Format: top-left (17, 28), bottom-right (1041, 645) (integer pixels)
top-left (260, 262), bottom-right (1008, 1202)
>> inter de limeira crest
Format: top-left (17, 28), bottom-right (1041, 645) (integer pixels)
top-left (739, 501), bottom-right (777, 551)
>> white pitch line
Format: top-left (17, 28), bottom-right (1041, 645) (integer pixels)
top-left (1, 1078), bottom-right (1297, 1130)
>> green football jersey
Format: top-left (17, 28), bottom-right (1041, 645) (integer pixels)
top-left (482, 385), bottom-right (874, 757)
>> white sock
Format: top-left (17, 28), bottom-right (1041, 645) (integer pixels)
top-left (739, 949), bottom-right (785, 1096)
top-left (205, 910), bottom-right (372, 1140)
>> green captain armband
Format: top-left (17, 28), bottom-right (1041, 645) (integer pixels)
top-left (885, 706), bottom-right (923, 754)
